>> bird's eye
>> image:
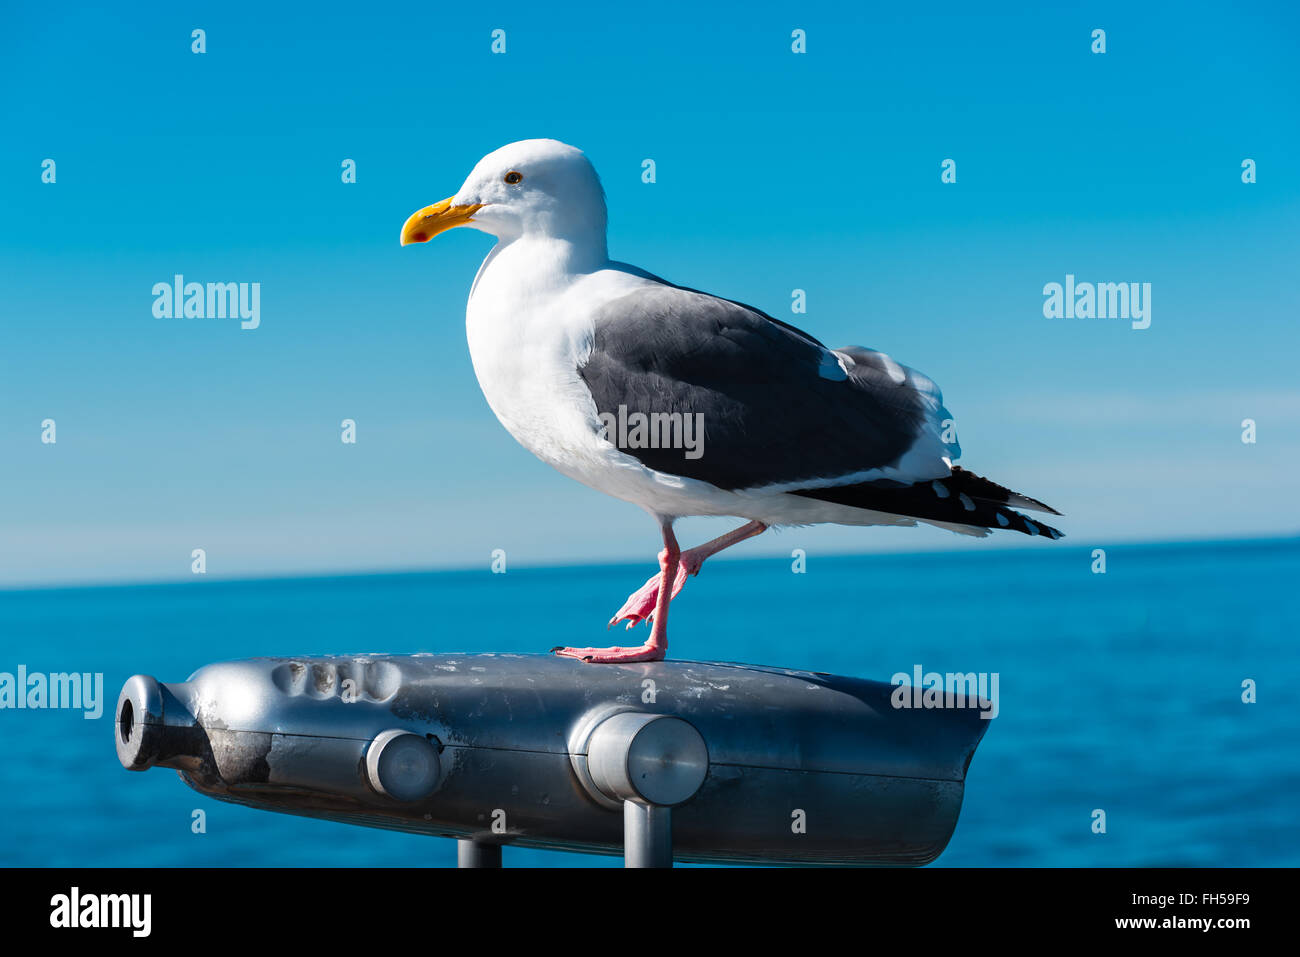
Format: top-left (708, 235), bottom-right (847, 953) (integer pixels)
top-left (504, 171), bottom-right (523, 185)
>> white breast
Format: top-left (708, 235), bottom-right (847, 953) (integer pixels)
top-left (465, 240), bottom-right (642, 491)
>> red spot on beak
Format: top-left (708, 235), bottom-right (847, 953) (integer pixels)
top-left (411, 232), bottom-right (428, 243)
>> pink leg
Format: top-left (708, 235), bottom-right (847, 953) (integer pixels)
top-left (607, 520), bottom-right (768, 630)
top-left (553, 523), bottom-right (682, 663)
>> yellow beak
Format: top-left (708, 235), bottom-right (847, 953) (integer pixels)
top-left (400, 197), bottom-right (484, 245)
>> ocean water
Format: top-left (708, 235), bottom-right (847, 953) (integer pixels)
top-left (1, 538), bottom-right (1297, 867)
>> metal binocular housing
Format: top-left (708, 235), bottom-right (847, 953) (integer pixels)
top-left (116, 653), bottom-right (990, 866)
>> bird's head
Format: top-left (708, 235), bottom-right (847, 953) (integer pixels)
top-left (401, 139), bottom-right (607, 252)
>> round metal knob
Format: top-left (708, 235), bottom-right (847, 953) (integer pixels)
top-left (365, 729), bottom-right (441, 802)
top-left (586, 712), bottom-right (708, 807)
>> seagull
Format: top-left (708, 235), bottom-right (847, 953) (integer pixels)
top-left (402, 139), bottom-right (1062, 663)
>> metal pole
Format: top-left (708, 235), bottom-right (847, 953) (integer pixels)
top-left (457, 839), bottom-right (502, 868)
top-left (624, 801), bottom-right (672, 868)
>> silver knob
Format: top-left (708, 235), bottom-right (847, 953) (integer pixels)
top-left (365, 729), bottom-right (441, 802)
top-left (586, 712), bottom-right (708, 806)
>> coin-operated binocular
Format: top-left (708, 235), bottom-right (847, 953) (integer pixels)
top-left (116, 653), bottom-right (991, 866)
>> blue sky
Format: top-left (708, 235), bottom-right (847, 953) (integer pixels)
top-left (3, 1), bottom-right (1298, 585)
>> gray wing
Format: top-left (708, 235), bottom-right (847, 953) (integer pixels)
top-left (577, 278), bottom-right (957, 492)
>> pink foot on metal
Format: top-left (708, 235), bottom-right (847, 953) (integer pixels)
top-left (550, 640), bottom-right (667, 664)
top-left (554, 522), bottom-right (769, 665)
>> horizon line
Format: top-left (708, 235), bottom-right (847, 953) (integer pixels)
top-left (2, 531), bottom-right (1295, 595)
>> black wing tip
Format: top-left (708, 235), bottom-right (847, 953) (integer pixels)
top-left (1006, 510), bottom-right (1065, 540)
top-left (948, 465), bottom-right (1062, 516)
top-left (949, 499), bottom-right (1065, 540)
top-left (790, 477), bottom-right (1066, 539)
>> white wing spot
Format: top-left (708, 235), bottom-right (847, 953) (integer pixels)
top-left (1024, 520), bottom-right (1039, 536)
top-left (818, 351), bottom-right (849, 381)
top-left (932, 481), bottom-right (950, 498)
top-left (995, 512), bottom-right (1010, 527)
top-left (959, 493), bottom-right (975, 511)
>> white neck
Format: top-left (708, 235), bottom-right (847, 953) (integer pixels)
top-left (470, 233), bottom-right (608, 304)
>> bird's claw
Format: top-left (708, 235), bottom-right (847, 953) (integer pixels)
top-left (607, 561), bottom-right (691, 631)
